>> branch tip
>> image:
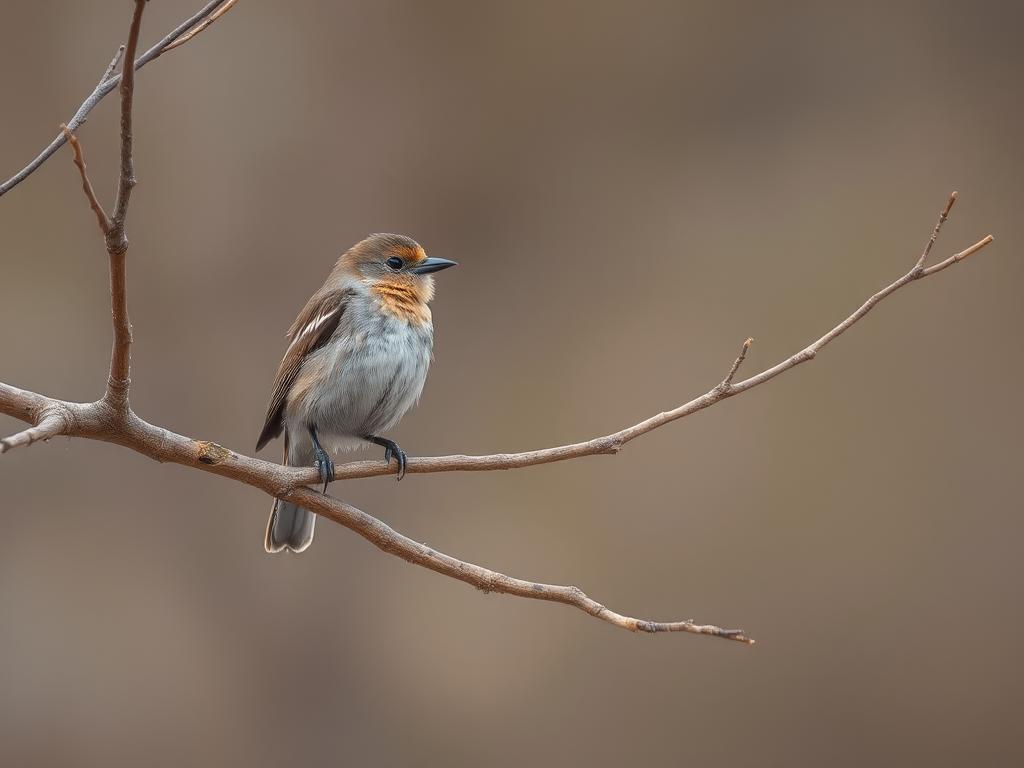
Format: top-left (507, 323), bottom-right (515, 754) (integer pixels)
top-left (920, 234), bottom-right (995, 277)
top-left (722, 337), bottom-right (754, 387)
top-left (917, 190), bottom-right (961, 269)
top-left (102, 46), bottom-right (126, 84)
top-left (944, 190), bottom-right (958, 216)
top-left (163, 0), bottom-right (238, 52)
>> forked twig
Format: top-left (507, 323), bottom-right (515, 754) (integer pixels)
top-left (0, 1), bottom-right (235, 198)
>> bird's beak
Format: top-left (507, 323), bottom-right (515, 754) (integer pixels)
top-left (410, 257), bottom-right (458, 275)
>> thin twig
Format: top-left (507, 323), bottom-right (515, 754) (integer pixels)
top-left (100, 45), bottom-right (126, 84)
top-left (0, 0), bottom-right (233, 199)
top-left (109, 2), bottom-right (144, 238)
top-left (60, 126), bottom-right (110, 234)
top-left (722, 337), bottom-right (754, 388)
top-left (921, 234), bottom-right (995, 276)
top-left (916, 191), bottom-right (958, 269)
top-left (162, 0), bottom-right (238, 52)
top-left (289, 488), bottom-right (753, 642)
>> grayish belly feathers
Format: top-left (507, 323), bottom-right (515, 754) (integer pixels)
top-left (284, 287), bottom-right (433, 455)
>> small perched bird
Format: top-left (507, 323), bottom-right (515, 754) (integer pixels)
top-left (256, 233), bottom-right (456, 553)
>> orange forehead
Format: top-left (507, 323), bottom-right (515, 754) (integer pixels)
top-left (392, 244), bottom-right (426, 263)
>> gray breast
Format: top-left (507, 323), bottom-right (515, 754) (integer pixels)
top-left (311, 303), bottom-right (433, 439)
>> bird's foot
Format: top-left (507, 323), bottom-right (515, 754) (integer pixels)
top-left (308, 425), bottom-right (335, 494)
top-left (384, 441), bottom-right (407, 481)
top-left (313, 444), bottom-right (335, 494)
top-left (365, 435), bottom-right (407, 480)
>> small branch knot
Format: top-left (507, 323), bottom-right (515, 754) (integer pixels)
top-left (567, 586), bottom-right (587, 604)
top-left (599, 437), bottom-right (623, 454)
top-left (105, 230), bottom-right (129, 255)
top-left (196, 441), bottom-right (231, 465)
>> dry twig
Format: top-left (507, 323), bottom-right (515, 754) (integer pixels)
top-left (162, 0), bottom-right (238, 52)
top-left (0, 3), bottom-right (999, 645)
top-left (0, 0), bottom-right (234, 198)
top-left (60, 125), bottom-right (111, 234)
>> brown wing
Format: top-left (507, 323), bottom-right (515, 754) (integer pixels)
top-left (255, 289), bottom-right (352, 450)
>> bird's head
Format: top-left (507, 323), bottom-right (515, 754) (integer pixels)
top-left (339, 233), bottom-right (456, 299)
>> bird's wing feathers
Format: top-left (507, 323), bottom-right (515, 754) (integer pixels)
top-left (256, 289), bottom-right (352, 450)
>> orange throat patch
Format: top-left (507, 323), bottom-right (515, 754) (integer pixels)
top-left (371, 279), bottom-right (432, 326)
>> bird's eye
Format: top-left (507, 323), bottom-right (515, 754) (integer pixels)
top-left (385, 256), bottom-right (403, 271)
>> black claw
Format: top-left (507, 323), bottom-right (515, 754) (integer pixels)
top-left (364, 435), bottom-right (408, 481)
top-left (314, 451), bottom-right (335, 493)
top-left (395, 447), bottom-right (407, 481)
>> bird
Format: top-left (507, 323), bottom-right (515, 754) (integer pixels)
top-left (255, 233), bottom-right (457, 553)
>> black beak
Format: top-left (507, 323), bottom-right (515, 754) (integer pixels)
top-left (410, 257), bottom-right (458, 275)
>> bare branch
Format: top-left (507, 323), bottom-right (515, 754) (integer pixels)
top-left (0, 388), bottom-right (750, 642)
top-left (99, 0), bottom-right (146, 411)
top-left (0, 1), bottom-right (234, 199)
top-left (60, 126), bottom-right (111, 234)
top-left (289, 488), bottom-right (752, 642)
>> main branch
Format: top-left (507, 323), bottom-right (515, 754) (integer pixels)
top-left (0, 384), bottom-right (751, 643)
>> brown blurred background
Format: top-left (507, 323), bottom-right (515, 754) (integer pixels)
top-left (1, 1), bottom-right (1022, 765)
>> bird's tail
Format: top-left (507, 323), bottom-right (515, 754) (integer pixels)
top-left (265, 499), bottom-right (316, 553)
top-left (264, 431), bottom-right (316, 553)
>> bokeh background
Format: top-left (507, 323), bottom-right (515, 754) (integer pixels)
top-left (1, 2), bottom-right (1022, 765)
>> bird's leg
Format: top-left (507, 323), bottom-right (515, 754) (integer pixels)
top-left (364, 434), bottom-right (407, 481)
top-left (308, 425), bottom-right (335, 493)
